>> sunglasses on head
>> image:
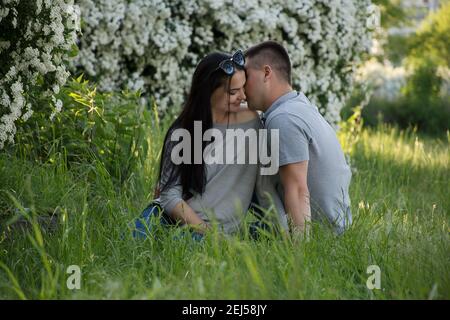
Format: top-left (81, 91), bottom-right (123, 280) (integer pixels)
top-left (215, 49), bottom-right (245, 75)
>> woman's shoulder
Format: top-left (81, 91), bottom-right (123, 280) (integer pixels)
top-left (213, 109), bottom-right (262, 128)
top-left (235, 108), bottom-right (259, 123)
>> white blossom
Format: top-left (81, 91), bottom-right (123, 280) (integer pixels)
top-left (356, 58), bottom-right (409, 101)
top-left (1, 0), bottom-right (374, 149)
top-left (0, 0), bottom-right (80, 148)
top-left (71, 0), bottom-right (373, 127)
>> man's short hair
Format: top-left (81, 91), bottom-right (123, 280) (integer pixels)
top-left (245, 41), bottom-right (292, 85)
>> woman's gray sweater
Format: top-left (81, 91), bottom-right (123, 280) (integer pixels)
top-left (159, 117), bottom-right (264, 234)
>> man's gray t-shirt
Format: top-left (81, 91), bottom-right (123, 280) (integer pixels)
top-left (257, 91), bottom-right (352, 234)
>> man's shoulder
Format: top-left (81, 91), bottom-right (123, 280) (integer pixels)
top-left (266, 106), bottom-right (314, 139)
top-left (266, 104), bottom-right (303, 127)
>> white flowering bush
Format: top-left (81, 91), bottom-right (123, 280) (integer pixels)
top-left (73, 0), bottom-right (375, 124)
top-left (356, 58), bottom-right (409, 101)
top-left (0, 0), bottom-right (80, 149)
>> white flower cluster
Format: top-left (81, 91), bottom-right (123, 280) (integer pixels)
top-left (356, 59), bottom-right (450, 102)
top-left (0, 0), bottom-right (80, 149)
top-left (356, 58), bottom-right (409, 101)
top-left (72, 0), bottom-right (374, 125)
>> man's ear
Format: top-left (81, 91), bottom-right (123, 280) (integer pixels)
top-left (263, 65), bottom-right (272, 82)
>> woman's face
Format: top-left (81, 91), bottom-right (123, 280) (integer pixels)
top-left (210, 69), bottom-right (247, 115)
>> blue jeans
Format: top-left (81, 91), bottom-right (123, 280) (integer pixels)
top-left (132, 197), bottom-right (273, 241)
top-left (133, 200), bottom-right (204, 241)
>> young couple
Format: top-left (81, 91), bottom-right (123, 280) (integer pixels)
top-left (134, 41), bottom-right (352, 240)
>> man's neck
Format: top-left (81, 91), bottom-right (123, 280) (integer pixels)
top-left (262, 85), bottom-right (293, 112)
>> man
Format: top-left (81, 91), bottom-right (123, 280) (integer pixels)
top-left (245, 41), bottom-right (353, 236)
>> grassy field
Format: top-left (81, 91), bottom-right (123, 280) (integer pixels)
top-left (0, 124), bottom-right (449, 299)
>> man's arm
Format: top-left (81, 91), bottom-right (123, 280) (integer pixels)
top-left (279, 161), bottom-right (311, 234)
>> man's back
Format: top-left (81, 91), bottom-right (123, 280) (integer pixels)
top-left (261, 91), bottom-right (352, 234)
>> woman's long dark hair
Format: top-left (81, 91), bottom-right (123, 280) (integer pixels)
top-left (157, 52), bottom-right (233, 200)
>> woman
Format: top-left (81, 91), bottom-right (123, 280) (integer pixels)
top-left (134, 50), bottom-right (262, 239)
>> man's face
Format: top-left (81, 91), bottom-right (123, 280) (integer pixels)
top-left (244, 58), bottom-right (265, 111)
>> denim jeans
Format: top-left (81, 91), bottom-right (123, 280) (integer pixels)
top-left (132, 200), bottom-right (204, 241)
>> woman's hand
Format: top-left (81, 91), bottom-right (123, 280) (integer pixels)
top-left (190, 221), bottom-right (211, 235)
top-left (170, 200), bottom-right (210, 234)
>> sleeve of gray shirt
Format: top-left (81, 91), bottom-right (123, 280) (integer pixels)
top-left (159, 180), bottom-right (183, 216)
top-left (267, 113), bottom-right (311, 166)
top-left (158, 151), bottom-right (184, 215)
top-left (255, 172), bottom-right (289, 231)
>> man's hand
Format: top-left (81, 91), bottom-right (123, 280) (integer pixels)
top-left (279, 161), bottom-right (311, 235)
top-left (291, 224), bottom-right (311, 243)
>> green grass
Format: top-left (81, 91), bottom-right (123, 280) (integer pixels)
top-left (0, 125), bottom-right (449, 299)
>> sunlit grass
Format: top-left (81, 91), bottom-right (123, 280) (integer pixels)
top-left (0, 124), bottom-right (448, 299)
